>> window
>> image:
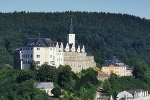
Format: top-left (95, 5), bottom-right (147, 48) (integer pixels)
top-left (37, 48), bottom-right (40, 50)
top-left (37, 55), bottom-right (40, 58)
top-left (50, 55), bottom-right (52, 58)
top-left (31, 55), bottom-right (32, 58)
top-left (36, 61), bottom-right (40, 64)
top-left (50, 48), bottom-right (52, 50)
top-left (31, 48), bottom-right (33, 50)
top-left (28, 48), bottom-right (30, 50)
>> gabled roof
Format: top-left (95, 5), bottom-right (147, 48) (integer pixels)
top-left (102, 56), bottom-right (123, 66)
top-left (106, 56), bottom-right (122, 63)
top-left (36, 82), bottom-right (54, 89)
top-left (127, 89), bottom-right (144, 94)
top-left (23, 38), bottom-right (55, 47)
top-left (117, 89), bottom-right (144, 95)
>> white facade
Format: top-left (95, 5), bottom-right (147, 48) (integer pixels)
top-left (21, 41), bottom-right (64, 69)
top-left (15, 20), bottom-right (96, 72)
top-left (117, 89), bottom-right (150, 100)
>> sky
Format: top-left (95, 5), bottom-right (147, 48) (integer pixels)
top-left (0, 0), bottom-right (150, 19)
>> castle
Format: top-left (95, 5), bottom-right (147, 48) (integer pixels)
top-left (14, 20), bottom-right (96, 72)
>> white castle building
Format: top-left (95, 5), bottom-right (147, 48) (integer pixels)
top-left (14, 20), bottom-right (96, 72)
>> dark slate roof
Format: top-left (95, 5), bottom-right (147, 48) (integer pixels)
top-left (117, 89), bottom-right (145, 95)
top-left (86, 52), bottom-right (93, 56)
top-left (15, 48), bottom-right (21, 51)
top-left (36, 82), bottom-right (54, 89)
top-left (102, 63), bottom-right (119, 66)
top-left (23, 38), bottom-right (55, 47)
top-left (69, 19), bottom-right (74, 34)
top-left (102, 56), bottom-right (123, 66)
top-left (127, 89), bottom-right (144, 94)
top-left (53, 41), bottom-right (62, 47)
top-left (126, 65), bottom-right (133, 70)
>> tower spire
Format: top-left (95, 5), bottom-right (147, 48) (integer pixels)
top-left (69, 19), bottom-right (74, 33)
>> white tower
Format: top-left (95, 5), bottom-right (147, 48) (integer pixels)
top-left (67, 19), bottom-right (75, 46)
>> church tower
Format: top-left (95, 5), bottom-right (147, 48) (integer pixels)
top-left (67, 19), bottom-right (75, 46)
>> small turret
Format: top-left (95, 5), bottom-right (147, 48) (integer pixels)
top-left (56, 42), bottom-right (59, 52)
top-left (65, 43), bottom-right (69, 52)
top-left (60, 42), bottom-right (63, 52)
top-left (71, 44), bottom-right (75, 52)
top-left (81, 45), bottom-right (85, 52)
top-left (77, 45), bottom-right (80, 53)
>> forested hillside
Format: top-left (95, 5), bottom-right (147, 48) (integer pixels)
top-left (0, 11), bottom-right (150, 67)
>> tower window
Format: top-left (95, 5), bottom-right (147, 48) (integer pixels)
top-left (37, 48), bottom-right (40, 50)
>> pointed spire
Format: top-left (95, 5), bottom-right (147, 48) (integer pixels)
top-left (39, 32), bottom-right (41, 38)
top-left (81, 45), bottom-right (85, 52)
top-left (110, 95), bottom-right (113, 100)
top-left (69, 19), bottom-right (74, 33)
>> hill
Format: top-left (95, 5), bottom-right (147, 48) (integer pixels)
top-left (0, 11), bottom-right (150, 67)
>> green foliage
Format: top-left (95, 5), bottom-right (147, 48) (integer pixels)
top-left (73, 68), bottom-right (101, 100)
top-left (0, 12), bottom-right (150, 68)
top-left (130, 58), bottom-right (150, 85)
top-left (80, 68), bottom-right (99, 87)
top-left (0, 67), bottom-right (49, 100)
top-left (17, 69), bottom-right (36, 82)
top-left (37, 63), bottom-right (57, 82)
top-left (51, 87), bottom-right (61, 97)
top-left (29, 60), bottom-right (36, 71)
top-left (0, 64), bottom-right (101, 100)
top-left (58, 65), bottom-right (75, 91)
top-left (103, 73), bottom-right (149, 98)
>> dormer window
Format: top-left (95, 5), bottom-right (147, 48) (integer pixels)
top-left (30, 42), bottom-right (35, 46)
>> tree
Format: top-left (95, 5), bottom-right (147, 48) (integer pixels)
top-left (37, 63), bottom-right (57, 82)
top-left (29, 60), bottom-right (36, 71)
top-left (132, 59), bottom-right (149, 79)
top-left (51, 87), bottom-right (61, 97)
top-left (17, 69), bottom-right (36, 82)
top-left (80, 68), bottom-right (99, 86)
top-left (57, 65), bottom-right (75, 91)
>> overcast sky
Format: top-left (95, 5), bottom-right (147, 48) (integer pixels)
top-left (0, 0), bottom-right (150, 19)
